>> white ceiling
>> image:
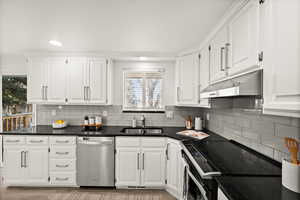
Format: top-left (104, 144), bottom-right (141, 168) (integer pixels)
top-left (0, 0), bottom-right (235, 55)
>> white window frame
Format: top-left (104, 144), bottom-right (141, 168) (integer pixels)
top-left (122, 68), bottom-right (165, 112)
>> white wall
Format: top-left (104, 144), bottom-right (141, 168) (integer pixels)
top-left (0, 54), bottom-right (27, 76)
top-left (112, 60), bottom-right (175, 106)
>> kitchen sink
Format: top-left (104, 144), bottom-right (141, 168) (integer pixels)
top-left (121, 127), bottom-right (163, 135)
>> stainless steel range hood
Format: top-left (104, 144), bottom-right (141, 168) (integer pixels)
top-left (200, 70), bottom-right (262, 98)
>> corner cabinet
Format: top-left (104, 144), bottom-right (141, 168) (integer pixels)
top-left (27, 56), bottom-right (113, 105)
top-left (166, 139), bottom-right (182, 198)
top-left (115, 137), bottom-right (166, 188)
top-left (262, 0), bottom-right (300, 118)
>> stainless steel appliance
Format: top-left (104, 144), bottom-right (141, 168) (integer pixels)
top-left (77, 137), bottom-right (115, 187)
top-left (181, 150), bottom-right (218, 200)
top-left (200, 70), bottom-right (262, 98)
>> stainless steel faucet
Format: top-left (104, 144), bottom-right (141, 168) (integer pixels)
top-left (140, 115), bottom-right (146, 128)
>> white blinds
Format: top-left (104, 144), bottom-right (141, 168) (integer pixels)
top-left (123, 71), bottom-right (164, 111)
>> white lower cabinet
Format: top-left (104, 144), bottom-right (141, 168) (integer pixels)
top-left (141, 148), bottom-right (166, 187)
top-left (115, 137), bottom-right (166, 188)
top-left (3, 136), bottom-right (49, 186)
top-left (49, 136), bottom-right (77, 186)
top-left (166, 139), bottom-right (182, 199)
top-left (26, 147), bottom-right (49, 185)
top-left (115, 148), bottom-right (140, 186)
top-left (3, 136), bottom-right (77, 187)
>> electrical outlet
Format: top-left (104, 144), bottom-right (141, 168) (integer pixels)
top-left (166, 111), bottom-right (174, 119)
top-left (103, 110), bottom-right (108, 117)
top-left (206, 113), bottom-right (210, 121)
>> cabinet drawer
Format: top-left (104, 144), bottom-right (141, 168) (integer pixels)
top-left (141, 137), bottom-right (166, 147)
top-left (3, 136), bottom-right (26, 145)
top-left (116, 137), bottom-right (140, 147)
top-left (50, 159), bottom-right (76, 172)
top-left (50, 137), bottom-right (76, 146)
top-left (26, 136), bottom-right (49, 146)
top-left (50, 172), bottom-right (76, 186)
top-left (50, 147), bottom-right (76, 159)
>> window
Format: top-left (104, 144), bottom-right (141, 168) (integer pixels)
top-left (2, 76), bottom-right (32, 131)
top-left (123, 69), bottom-right (164, 111)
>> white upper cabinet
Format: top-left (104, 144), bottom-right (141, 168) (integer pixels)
top-left (27, 57), bottom-right (48, 103)
top-left (175, 53), bottom-right (199, 106)
top-left (27, 56), bottom-right (112, 105)
top-left (67, 57), bottom-right (87, 104)
top-left (199, 45), bottom-right (211, 108)
top-left (227, 0), bottom-right (261, 76)
top-left (262, 0), bottom-right (300, 118)
top-left (47, 57), bottom-right (67, 103)
top-left (209, 25), bottom-right (229, 83)
top-left (88, 58), bottom-right (108, 104)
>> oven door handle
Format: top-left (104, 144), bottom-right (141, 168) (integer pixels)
top-left (188, 170), bottom-right (209, 200)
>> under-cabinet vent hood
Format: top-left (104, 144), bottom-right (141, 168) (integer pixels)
top-left (200, 70), bottom-right (262, 98)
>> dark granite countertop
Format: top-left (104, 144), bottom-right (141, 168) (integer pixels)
top-left (0, 125), bottom-right (194, 141)
top-left (216, 176), bottom-right (300, 200)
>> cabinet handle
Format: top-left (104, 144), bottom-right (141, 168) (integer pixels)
top-left (55, 140), bottom-right (69, 144)
top-left (142, 153), bottom-right (145, 170)
top-left (166, 144), bottom-right (169, 160)
top-left (29, 140), bottom-right (43, 143)
top-left (225, 43), bottom-right (230, 69)
top-left (56, 152), bottom-right (69, 155)
top-left (56, 177), bottom-right (69, 181)
top-left (84, 86), bottom-right (87, 101)
top-left (198, 84), bottom-right (201, 103)
top-left (20, 151), bottom-right (24, 168)
top-left (137, 153), bottom-right (140, 170)
top-left (220, 47), bottom-right (225, 71)
top-left (88, 86), bottom-right (91, 100)
top-left (56, 164), bottom-right (69, 168)
top-left (177, 87), bottom-right (180, 102)
top-left (6, 139), bottom-right (20, 143)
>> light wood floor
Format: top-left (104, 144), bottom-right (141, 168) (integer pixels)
top-left (0, 187), bottom-right (176, 200)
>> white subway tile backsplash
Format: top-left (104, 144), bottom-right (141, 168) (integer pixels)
top-left (202, 108), bottom-right (299, 162)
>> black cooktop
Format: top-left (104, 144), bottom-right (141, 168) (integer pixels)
top-left (183, 139), bottom-right (282, 176)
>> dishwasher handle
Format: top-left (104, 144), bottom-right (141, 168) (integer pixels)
top-left (78, 140), bottom-right (113, 146)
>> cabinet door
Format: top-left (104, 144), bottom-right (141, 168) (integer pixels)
top-left (176, 54), bottom-right (199, 105)
top-left (166, 140), bottom-right (181, 197)
top-left (228, 0), bottom-right (260, 76)
top-left (27, 57), bottom-right (47, 103)
top-left (115, 148), bottom-right (140, 187)
top-left (263, 0), bottom-right (300, 118)
top-left (47, 57), bottom-right (67, 103)
top-left (199, 45), bottom-right (211, 108)
top-left (67, 57), bottom-right (88, 104)
top-left (210, 26), bottom-right (228, 83)
top-left (4, 147), bottom-right (25, 184)
top-left (141, 148), bottom-right (165, 187)
top-left (88, 58), bottom-right (107, 104)
top-left (25, 147), bottom-right (49, 185)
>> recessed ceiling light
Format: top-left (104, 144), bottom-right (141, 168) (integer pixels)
top-left (139, 57), bottom-right (147, 61)
top-left (49, 40), bottom-right (62, 47)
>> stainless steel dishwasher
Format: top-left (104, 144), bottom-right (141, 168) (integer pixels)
top-left (77, 137), bottom-right (115, 187)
